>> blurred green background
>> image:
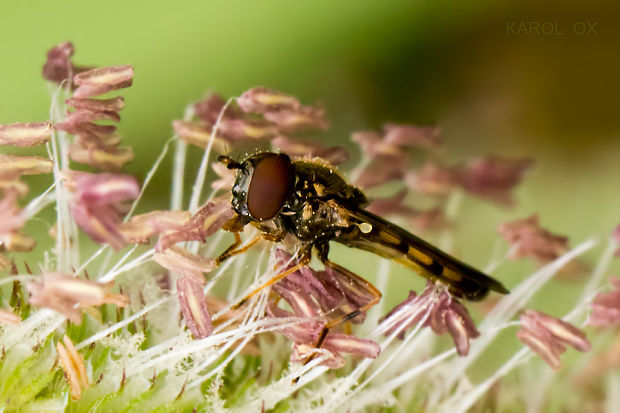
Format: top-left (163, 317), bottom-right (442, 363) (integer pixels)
top-left (1, 0), bottom-right (619, 308)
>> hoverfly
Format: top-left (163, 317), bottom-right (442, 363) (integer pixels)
top-left (216, 152), bottom-right (508, 348)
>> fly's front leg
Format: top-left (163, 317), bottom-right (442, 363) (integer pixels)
top-left (215, 216), bottom-right (286, 265)
top-left (231, 245), bottom-right (311, 310)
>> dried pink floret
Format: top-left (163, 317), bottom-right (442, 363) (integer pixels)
top-left (66, 97), bottom-right (125, 112)
top-left (218, 118), bottom-right (277, 141)
top-left (237, 87), bottom-right (301, 114)
top-left (382, 123), bottom-right (441, 150)
top-left (266, 249), bottom-right (381, 367)
top-left (63, 171), bottom-right (140, 249)
top-left (406, 161), bottom-right (457, 197)
top-left (272, 136), bottom-right (349, 165)
top-left (42, 42), bottom-right (91, 86)
top-left (614, 225), bottom-right (620, 257)
top-left (0, 191), bottom-right (36, 253)
top-left (69, 142), bottom-right (134, 171)
top-left (153, 246), bottom-right (215, 284)
top-left (177, 276), bottom-right (213, 339)
top-left (517, 309), bottom-right (590, 369)
top-left (454, 155), bottom-right (533, 206)
top-left (588, 277), bottom-right (620, 327)
top-left (194, 93), bottom-right (241, 126)
top-left (0, 154), bottom-right (53, 179)
top-left (352, 123), bottom-right (440, 160)
top-left (156, 200), bottom-right (234, 251)
top-left (354, 155), bottom-right (407, 188)
top-left (0, 122), bottom-right (52, 147)
top-left (498, 214), bottom-right (570, 265)
top-left (120, 210), bottom-right (191, 244)
top-left (380, 283), bottom-right (480, 356)
top-left (263, 105), bottom-right (328, 132)
top-left (73, 65), bottom-right (134, 98)
top-left (27, 272), bottom-right (128, 324)
top-left (56, 335), bottom-right (89, 400)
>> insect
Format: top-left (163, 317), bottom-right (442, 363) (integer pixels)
top-left (216, 151), bottom-right (508, 348)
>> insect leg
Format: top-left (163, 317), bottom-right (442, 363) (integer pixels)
top-left (216, 233), bottom-right (263, 265)
top-left (231, 247), bottom-right (312, 310)
top-left (315, 259), bottom-right (382, 348)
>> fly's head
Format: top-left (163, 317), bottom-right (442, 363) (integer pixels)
top-left (218, 152), bottom-right (296, 222)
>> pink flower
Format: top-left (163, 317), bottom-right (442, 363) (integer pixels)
top-left (41, 42), bottom-right (91, 86)
top-left (63, 171), bottom-right (140, 250)
top-left (406, 161), bottom-right (457, 197)
top-left (352, 123), bottom-right (440, 159)
top-left (614, 225), bottom-right (620, 257)
top-left (354, 155), bottom-right (408, 188)
top-left (73, 65), bottom-right (134, 98)
top-left (588, 277), bottom-right (620, 327)
top-left (517, 309), bottom-right (590, 369)
top-left (120, 210), bottom-right (191, 244)
top-left (266, 249), bottom-right (381, 368)
top-left (27, 272), bottom-right (128, 324)
top-left (498, 214), bottom-right (570, 265)
top-left (382, 123), bottom-right (441, 150)
top-left (155, 200), bottom-right (234, 251)
top-left (0, 122), bottom-right (52, 147)
top-left (177, 276), bottom-right (213, 339)
top-left (271, 136), bottom-right (349, 165)
top-left (153, 246), bottom-right (216, 284)
top-left (454, 155), bottom-right (533, 206)
top-left (380, 282), bottom-right (480, 356)
top-left (263, 105), bottom-right (328, 132)
top-left (237, 87), bottom-right (301, 114)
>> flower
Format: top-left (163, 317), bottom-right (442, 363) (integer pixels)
top-left (153, 246), bottom-right (216, 284)
top-left (177, 275), bottom-right (213, 339)
top-left (271, 136), bottom-right (349, 165)
top-left (41, 42), bottom-right (91, 86)
top-left (354, 155), bottom-right (408, 188)
top-left (56, 335), bottom-right (89, 400)
top-left (55, 64), bottom-right (134, 171)
top-left (27, 272), bottom-right (128, 324)
top-left (0, 154), bottom-right (53, 179)
top-left (517, 309), bottom-right (590, 369)
top-left (380, 282), bottom-right (480, 356)
top-left (453, 155), bottom-right (533, 206)
top-left (0, 191), bottom-right (36, 255)
top-left (588, 277), bottom-right (620, 327)
top-left (120, 210), bottom-right (191, 244)
top-left (63, 171), bottom-right (140, 250)
top-left (352, 123), bottom-right (441, 159)
top-left (406, 161), bottom-right (457, 197)
top-left (73, 65), bottom-right (134, 98)
top-left (155, 200), bottom-right (234, 251)
top-left (267, 249), bottom-right (381, 368)
top-left (0, 122), bottom-right (52, 147)
top-left (498, 214), bottom-right (570, 265)
top-left (237, 87), bottom-right (301, 113)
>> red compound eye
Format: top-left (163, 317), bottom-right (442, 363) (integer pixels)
top-left (247, 153), bottom-right (294, 220)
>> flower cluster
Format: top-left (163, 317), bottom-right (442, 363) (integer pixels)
top-left (51, 44), bottom-right (134, 171)
top-left (379, 282), bottom-right (480, 356)
top-left (1, 41), bottom-right (618, 412)
top-left (267, 249), bottom-right (380, 368)
top-left (517, 309), bottom-right (590, 369)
